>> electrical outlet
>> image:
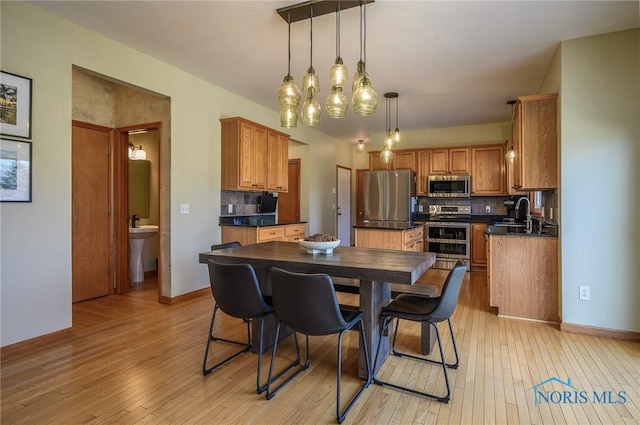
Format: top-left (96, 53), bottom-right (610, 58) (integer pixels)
top-left (227, 204), bottom-right (233, 214)
top-left (180, 203), bottom-right (189, 214)
top-left (485, 205), bottom-right (491, 213)
top-left (418, 205), bottom-right (424, 212)
top-left (579, 286), bottom-right (590, 301)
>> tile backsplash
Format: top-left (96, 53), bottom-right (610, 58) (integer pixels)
top-left (221, 190), bottom-right (264, 216)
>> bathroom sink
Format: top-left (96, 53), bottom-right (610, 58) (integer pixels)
top-left (129, 225), bottom-right (158, 238)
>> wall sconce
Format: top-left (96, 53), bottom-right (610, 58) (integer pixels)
top-left (129, 143), bottom-right (146, 160)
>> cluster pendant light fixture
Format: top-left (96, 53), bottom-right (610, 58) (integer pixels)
top-left (276, 0), bottom-right (377, 128)
top-left (380, 92), bottom-right (399, 164)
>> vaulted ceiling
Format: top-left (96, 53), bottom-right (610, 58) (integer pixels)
top-left (31, 1), bottom-right (639, 145)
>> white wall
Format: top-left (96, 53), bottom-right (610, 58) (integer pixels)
top-left (0, 2), bottom-right (348, 346)
top-left (560, 29), bottom-right (640, 332)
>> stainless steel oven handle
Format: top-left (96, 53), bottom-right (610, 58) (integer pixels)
top-left (427, 239), bottom-right (469, 244)
top-left (425, 222), bottom-right (471, 227)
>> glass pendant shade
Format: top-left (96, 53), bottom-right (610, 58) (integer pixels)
top-left (301, 87), bottom-right (321, 126)
top-left (278, 75), bottom-right (301, 128)
top-left (352, 60), bottom-right (367, 93)
top-left (280, 105), bottom-right (298, 128)
top-left (352, 76), bottom-right (378, 116)
top-left (356, 140), bottom-right (365, 152)
top-left (384, 133), bottom-right (395, 149)
top-left (505, 149), bottom-right (515, 163)
top-left (325, 86), bottom-right (348, 118)
top-left (302, 66), bottom-right (319, 93)
top-left (329, 57), bottom-right (349, 87)
top-left (393, 128), bottom-right (401, 143)
top-left (380, 147), bottom-right (394, 164)
top-left (278, 75), bottom-right (301, 107)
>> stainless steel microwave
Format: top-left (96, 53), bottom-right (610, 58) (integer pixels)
top-left (427, 175), bottom-right (471, 198)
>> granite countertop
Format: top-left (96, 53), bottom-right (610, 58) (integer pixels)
top-left (219, 221), bottom-right (307, 228)
top-left (485, 223), bottom-right (558, 238)
top-left (353, 222), bottom-right (422, 231)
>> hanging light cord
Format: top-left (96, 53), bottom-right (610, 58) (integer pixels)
top-left (395, 97), bottom-right (399, 129)
top-left (287, 10), bottom-right (292, 76)
top-left (309, 5), bottom-right (314, 68)
top-left (363, 0), bottom-right (368, 64)
top-left (359, 2), bottom-right (363, 61)
top-left (335, 1), bottom-right (341, 58)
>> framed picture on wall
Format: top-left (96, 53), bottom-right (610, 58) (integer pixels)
top-left (0, 71), bottom-right (32, 139)
top-left (1, 138), bottom-right (32, 202)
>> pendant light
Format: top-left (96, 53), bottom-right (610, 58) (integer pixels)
top-left (325, 1), bottom-right (348, 118)
top-left (352, 1), bottom-right (378, 116)
top-left (301, 5), bottom-right (321, 126)
top-left (505, 100), bottom-right (516, 163)
top-left (277, 10), bottom-right (301, 128)
top-left (393, 94), bottom-right (401, 144)
top-left (380, 147), bottom-right (393, 164)
top-left (383, 92), bottom-right (397, 149)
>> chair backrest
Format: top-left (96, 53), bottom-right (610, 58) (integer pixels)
top-left (211, 241), bottom-right (241, 251)
top-left (428, 261), bottom-right (467, 322)
top-left (207, 260), bottom-right (272, 319)
top-left (270, 267), bottom-right (348, 336)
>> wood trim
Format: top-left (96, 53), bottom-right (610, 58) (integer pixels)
top-left (1, 327), bottom-right (74, 358)
top-left (161, 287), bottom-right (211, 305)
top-left (560, 322), bottom-right (640, 342)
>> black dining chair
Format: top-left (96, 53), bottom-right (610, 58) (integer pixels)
top-left (203, 253), bottom-right (300, 394)
top-left (266, 267), bottom-right (372, 424)
top-left (372, 260), bottom-right (467, 403)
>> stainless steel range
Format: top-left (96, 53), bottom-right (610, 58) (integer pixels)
top-left (425, 205), bottom-right (471, 270)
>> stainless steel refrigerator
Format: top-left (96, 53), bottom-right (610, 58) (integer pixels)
top-left (362, 170), bottom-right (414, 226)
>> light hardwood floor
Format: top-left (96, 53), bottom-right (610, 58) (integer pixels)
top-left (2, 271), bottom-right (639, 424)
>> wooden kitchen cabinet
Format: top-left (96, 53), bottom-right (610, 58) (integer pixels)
top-left (369, 149), bottom-right (416, 172)
top-left (470, 223), bottom-right (487, 269)
top-left (487, 234), bottom-right (558, 322)
top-left (267, 131), bottom-right (288, 192)
top-left (471, 145), bottom-right (506, 195)
top-left (512, 93), bottom-right (558, 190)
top-left (221, 223), bottom-right (305, 246)
top-left (220, 117), bottom-right (289, 192)
top-left (354, 225), bottom-right (424, 251)
top-left (429, 148), bottom-right (470, 175)
top-left (416, 150), bottom-right (430, 195)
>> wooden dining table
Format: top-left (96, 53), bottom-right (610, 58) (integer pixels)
top-left (199, 241), bottom-right (436, 378)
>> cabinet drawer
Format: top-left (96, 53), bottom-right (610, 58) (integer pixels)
top-left (403, 227), bottom-right (423, 245)
top-left (284, 224), bottom-right (305, 237)
top-left (258, 226), bottom-right (284, 241)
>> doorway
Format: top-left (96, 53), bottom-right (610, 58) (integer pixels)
top-left (278, 158), bottom-right (301, 223)
top-left (336, 165), bottom-right (351, 246)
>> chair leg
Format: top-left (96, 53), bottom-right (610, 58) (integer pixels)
top-left (336, 318), bottom-right (372, 424)
top-left (202, 304), bottom-right (251, 376)
top-left (255, 316), bottom-right (301, 394)
top-left (372, 317), bottom-right (453, 403)
top-left (265, 321), bottom-right (309, 400)
top-left (391, 318), bottom-right (459, 369)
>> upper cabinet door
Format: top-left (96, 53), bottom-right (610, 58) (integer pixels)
top-left (430, 148), bottom-right (470, 174)
top-left (471, 145), bottom-right (506, 195)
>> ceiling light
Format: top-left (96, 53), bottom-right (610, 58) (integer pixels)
top-left (393, 94), bottom-right (401, 144)
top-left (383, 92), bottom-right (397, 150)
top-left (325, 86), bottom-right (348, 118)
top-left (301, 87), bottom-right (322, 126)
top-left (277, 10), bottom-right (301, 128)
top-left (356, 139), bottom-right (365, 152)
top-left (352, 1), bottom-right (377, 116)
top-left (301, 5), bottom-right (320, 126)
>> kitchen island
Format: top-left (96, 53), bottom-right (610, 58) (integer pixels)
top-left (486, 224), bottom-right (558, 323)
top-left (353, 222), bottom-right (424, 252)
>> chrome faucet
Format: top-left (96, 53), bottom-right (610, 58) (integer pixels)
top-left (131, 214), bottom-right (140, 228)
top-left (515, 197), bottom-right (532, 234)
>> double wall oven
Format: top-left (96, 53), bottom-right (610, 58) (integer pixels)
top-left (425, 205), bottom-right (470, 270)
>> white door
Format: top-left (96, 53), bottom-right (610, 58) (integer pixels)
top-left (336, 166), bottom-right (351, 246)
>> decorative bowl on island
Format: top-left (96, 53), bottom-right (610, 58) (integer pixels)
top-left (298, 239), bottom-right (341, 254)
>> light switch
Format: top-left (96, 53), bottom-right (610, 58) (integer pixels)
top-left (180, 203), bottom-right (189, 214)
